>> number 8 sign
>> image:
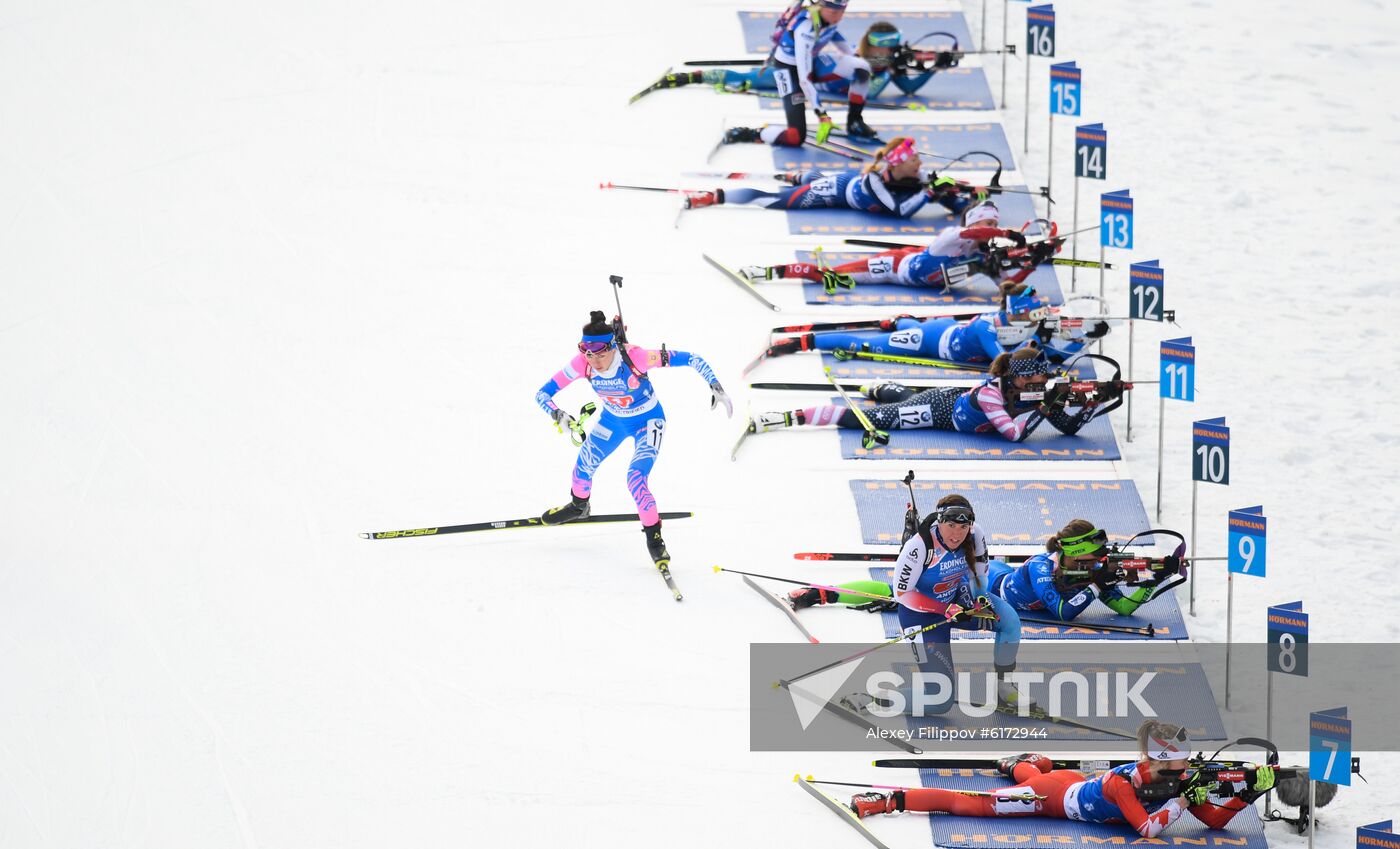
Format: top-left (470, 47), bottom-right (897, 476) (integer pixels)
top-left (1267, 601), bottom-right (1307, 676)
top-left (1228, 506), bottom-right (1266, 576)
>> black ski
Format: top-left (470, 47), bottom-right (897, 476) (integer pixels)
top-left (743, 575), bottom-right (819, 643)
top-left (778, 679), bottom-right (921, 754)
top-left (795, 776), bottom-right (894, 849)
top-left (703, 253), bottom-right (780, 311)
top-left (628, 67), bottom-right (673, 104)
top-left (656, 558), bottom-right (683, 601)
top-left (361, 511), bottom-right (693, 540)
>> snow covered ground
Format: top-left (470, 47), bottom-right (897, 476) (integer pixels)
top-left (3, 0), bottom-right (1398, 846)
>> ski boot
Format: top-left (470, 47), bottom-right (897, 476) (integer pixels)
top-left (860, 380), bottom-right (903, 402)
top-left (996, 753), bottom-right (1054, 780)
top-left (996, 676), bottom-right (1035, 709)
top-left (684, 188), bottom-right (724, 209)
top-left (723, 126), bottom-right (764, 144)
top-left (767, 333), bottom-right (814, 358)
top-left (850, 790), bottom-right (904, 819)
top-left (845, 116), bottom-right (880, 140)
top-left (820, 269), bottom-right (856, 294)
top-left (754, 410), bottom-right (799, 432)
top-left (653, 70), bottom-right (701, 89)
top-left (643, 520), bottom-right (670, 566)
top-left (540, 493), bottom-right (590, 525)
top-left (787, 586), bottom-right (834, 610)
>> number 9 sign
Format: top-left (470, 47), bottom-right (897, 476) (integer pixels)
top-left (1228, 506), bottom-right (1266, 577)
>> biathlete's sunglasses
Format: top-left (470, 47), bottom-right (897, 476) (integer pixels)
top-left (578, 340), bottom-right (617, 355)
top-left (934, 504), bottom-right (976, 526)
top-left (1059, 527), bottom-right (1109, 558)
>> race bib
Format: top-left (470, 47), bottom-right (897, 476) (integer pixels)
top-left (888, 328), bottom-right (923, 351)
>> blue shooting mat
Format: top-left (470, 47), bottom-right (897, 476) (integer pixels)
top-left (849, 479), bottom-right (1152, 546)
top-left (738, 10), bottom-right (975, 55)
top-left (756, 67), bottom-right (995, 112)
top-left (866, 567), bottom-right (1189, 641)
top-left (914, 770), bottom-right (1263, 849)
top-left (837, 410), bottom-right (1121, 462)
top-left (771, 123), bottom-right (1016, 176)
top-left (882, 657), bottom-right (1225, 743)
top-left (822, 346), bottom-right (1095, 380)
top-left (799, 264), bottom-right (1063, 307)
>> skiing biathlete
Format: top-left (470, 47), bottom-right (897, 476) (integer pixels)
top-left (856, 495), bottom-right (1024, 711)
top-left (685, 136), bottom-right (985, 219)
top-left (849, 721), bottom-right (1277, 834)
top-left (535, 310), bottom-right (732, 565)
top-left (714, 0), bottom-right (876, 146)
top-left (751, 346), bottom-right (1117, 442)
top-left (742, 200), bottom-right (1060, 293)
top-left (989, 520), bottom-right (1187, 621)
top-left (762, 281), bottom-right (1104, 365)
top-left (652, 22), bottom-right (958, 103)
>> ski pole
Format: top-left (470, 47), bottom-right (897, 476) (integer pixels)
top-left (825, 366), bottom-right (889, 449)
top-left (599, 181), bottom-right (681, 193)
top-left (683, 59), bottom-right (765, 66)
top-left (713, 565), bottom-right (895, 605)
top-left (1017, 616), bottom-right (1155, 637)
top-left (830, 349), bottom-right (990, 372)
top-left (780, 600), bottom-right (989, 687)
top-left (556, 402), bottom-right (597, 446)
top-left (808, 778), bottom-right (1046, 798)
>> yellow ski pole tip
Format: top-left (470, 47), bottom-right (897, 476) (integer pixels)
top-left (792, 773), bottom-right (802, 782)
top-left (806, 774), bottom-right (815, 781)
top-left (712, 565), bottom-right (723, 573)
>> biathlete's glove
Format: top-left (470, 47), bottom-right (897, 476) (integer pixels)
top-left (1251, 765), bottom-right (1276, 793)
top-left (1040, 381), bottom-right (1073, 410)
top-left (1027, 239), bottom-right (1060, 265)
top-left (943, 603), bottom-right (968, 622)
top-left (1184, 783), bottom-right (1213, 806)
top-left (815, 110), bottom-right (834, 145)
top-left (710, 381), bottom-right (734, 418)
top-left (933, 50), bottom-right (959, 69)
top-left (1085, 319), bottom-right (1111, 339)
top-left (550, 407), bottom-right (576, 431)
top-left (927, 175), bottom-right (958, 198)
top-left (1159, 555), bottom-right (1184, 577)
top-left (821, 269), bottom-right (856, 294)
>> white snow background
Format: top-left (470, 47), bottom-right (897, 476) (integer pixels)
top-left (2, 0), bottom-right (1399, 846)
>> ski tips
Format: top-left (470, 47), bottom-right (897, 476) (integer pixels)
top-left (358, 532), bottom-right (370, 539)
